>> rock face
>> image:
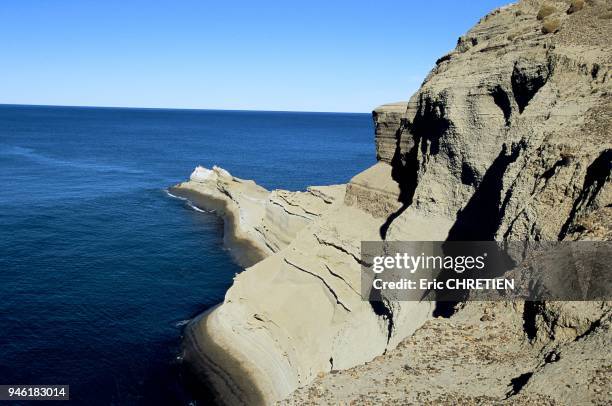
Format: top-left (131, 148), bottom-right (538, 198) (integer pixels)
top-left (284, 0), bottom-right (612, 403)
top-left (373, 102), bottom-right (409, 164)
top-left (171, 166), bottom-right (344, 266)
top-left (177, 164), bottom-right (436, 404)
top-left (377, 0), bottom-right (611, 243)
top-left (284, 301), bottom-right (612, 405)
top-left (178, 0), bottom-right (611, 404)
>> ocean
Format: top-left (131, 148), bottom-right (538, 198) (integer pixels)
top-left (0, 105), bottom-right (374, 405)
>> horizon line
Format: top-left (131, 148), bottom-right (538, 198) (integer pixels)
top-left (0, 102), bottom-right (374, 115)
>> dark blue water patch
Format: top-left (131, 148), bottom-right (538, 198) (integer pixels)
top-left (0, 104), bottom-right (375, 405)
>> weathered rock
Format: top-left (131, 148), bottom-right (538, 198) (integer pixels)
top-left (179, 168), bottom-right (434, 404)
top-left (373, 102), bottom-right (408, 164)
top-left (382, 0), bottom-right (611, 242)
top-left (179, 0), bottom-right (612, 404)
top-left (283, 301), bottom-right (611, 405)
top-left (344, 162), bottom-right (402, 218)
top-left (284, 0), bottom-right (611, 402)
top-left (170, 166), bottom-right (344, 265)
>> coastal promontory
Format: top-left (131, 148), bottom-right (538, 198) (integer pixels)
top-left (173, 1), bottom-right (611, 404)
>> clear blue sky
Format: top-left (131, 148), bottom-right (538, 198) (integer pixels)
top-left (1, 0), bottom-right (509, 112)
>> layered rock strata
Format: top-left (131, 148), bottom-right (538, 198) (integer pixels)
top-left (177, 0), bottom-right (611, 404)
top-left (175, 164), bottom-right (436, 405)
top-left (170, 166), bottom-right (344, 266)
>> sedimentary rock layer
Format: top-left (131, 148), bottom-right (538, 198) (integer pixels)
top-left (178, 0), bottom-right (611, 404)
top-left (175, 165), bottom-right (437, 404)
top-left (286, 0), bottom-right (612, 402)
top-left (170, 166), bottom-right (344, 266)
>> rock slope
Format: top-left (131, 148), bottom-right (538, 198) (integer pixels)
top-left (284, 301), bottom-right (612, 405)
top-left (176, 164), bottom-right (437, 405)
top-left (171, 166), bottom-right (344, 266)
top-left (285, 0), bottom-right (612, 403)
top-left (177, 0), bottom-right (611, 404)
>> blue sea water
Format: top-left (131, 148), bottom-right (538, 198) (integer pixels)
top-left (0, 105), bottom-right (374, 405)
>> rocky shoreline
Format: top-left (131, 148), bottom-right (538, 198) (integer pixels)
top-left (173, 1), bottom-right (611, 404)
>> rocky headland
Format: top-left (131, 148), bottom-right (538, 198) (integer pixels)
top-left (172, 0), bottom-right (611, 404)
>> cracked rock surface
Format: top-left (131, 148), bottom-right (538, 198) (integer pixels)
top-left (283, 301), bottom-right (611, 405)
top-left (176, 0), bottom-right (611, 404)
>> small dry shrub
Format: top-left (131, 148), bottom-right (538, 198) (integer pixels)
top-left (537, 4), bottom-right (556, 20)
top-left (567, 0), bottom-right (585, 14)
top-left (599, 11), bottom-right (612, 19)
top-left (542, 18), bottom-right (561, 33)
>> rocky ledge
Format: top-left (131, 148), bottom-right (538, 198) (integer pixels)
top-left (174, 0), bottom-right (611, 404)
top-left (170, 166), bottom-right (344, 267)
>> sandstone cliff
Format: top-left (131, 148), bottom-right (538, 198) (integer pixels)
top-left (176, 0), bottom-right (611, 404)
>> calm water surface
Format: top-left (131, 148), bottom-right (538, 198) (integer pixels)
top-left (0, 105), bottom-right (374, 405)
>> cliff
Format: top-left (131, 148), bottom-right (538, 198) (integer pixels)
top-left (173, 164), bottom-right (436, 404)
top-left (171, 166), bottom-right (344, 267)
top-left (175, 0), bottom-right (611, 404)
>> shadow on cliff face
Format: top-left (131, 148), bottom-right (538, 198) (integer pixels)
top-left (446, 141), bottom-right (524, 241)
top-left (429, 142), bottom-right (525, 317)
top-left (511, 59), bottom-right (550, 114)
top-left (379, 96), bottom-right (450, 239)
top-left (558, 149), bottom-right (612, 239)
top-left (379, 120), bottom-right (418, 239)
top-left (377, 96), bottom-right (459, 318)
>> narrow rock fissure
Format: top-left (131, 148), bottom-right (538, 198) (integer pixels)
top-left (284, 258), bottom-right (351, 312)
top-left (368, 298), bottom-right (394, 346)
top-left (314, 234), bottom-right (367, 266)
top-left (522, 301), bottom-right (542, 341)
top-left (324, 264), bottom-right (361, 296)
top-left (574, 319), bottom-right (602, 341)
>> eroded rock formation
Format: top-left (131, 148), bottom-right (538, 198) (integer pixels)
top-left (175, 0), bottom-right (611, 404)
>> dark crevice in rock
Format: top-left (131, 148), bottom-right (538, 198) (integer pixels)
top-left (559, 149), bottom-right (612, 239)
top-left (368, 297), bottom-right (395, 346)
top-left (505, 372), bottom-right (533, 398)
top-left (314, 234), bottom-right (368, 266)
top-left (284, 258), bottom-right (351, 312)
top-left (541, 155), bottom-right (571, 181)
top-left (544, 350), bottom-right (560, 363)
top-left (431, 241), bottom-right (515, 317)
top-left (324, 264), bottom-right (360, 296)
top-left (591, 64), bottom-right (600, 80)
top-left (574, 319), bottom-right (602, 341)
top-left (511, 61), bottom-right (550, 113)
top-left (435, 53), bottom-right (452, 65)
top-left (414, 96), bottom-right (450, 157)
top-left (432, 302), bottom-right (456, 318)
top-left (447, 142), bottom-right (524, 241)
top-left (491, 85), bottom-right (512, 126)
top-left (269, 199), bottom-right (312, 220)
top-left (522, 301), bottom-right (542, 340)
top-left (531, 154), bottom-right (573, 195)
top-left (461, 162), bottom-right (480, 187)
